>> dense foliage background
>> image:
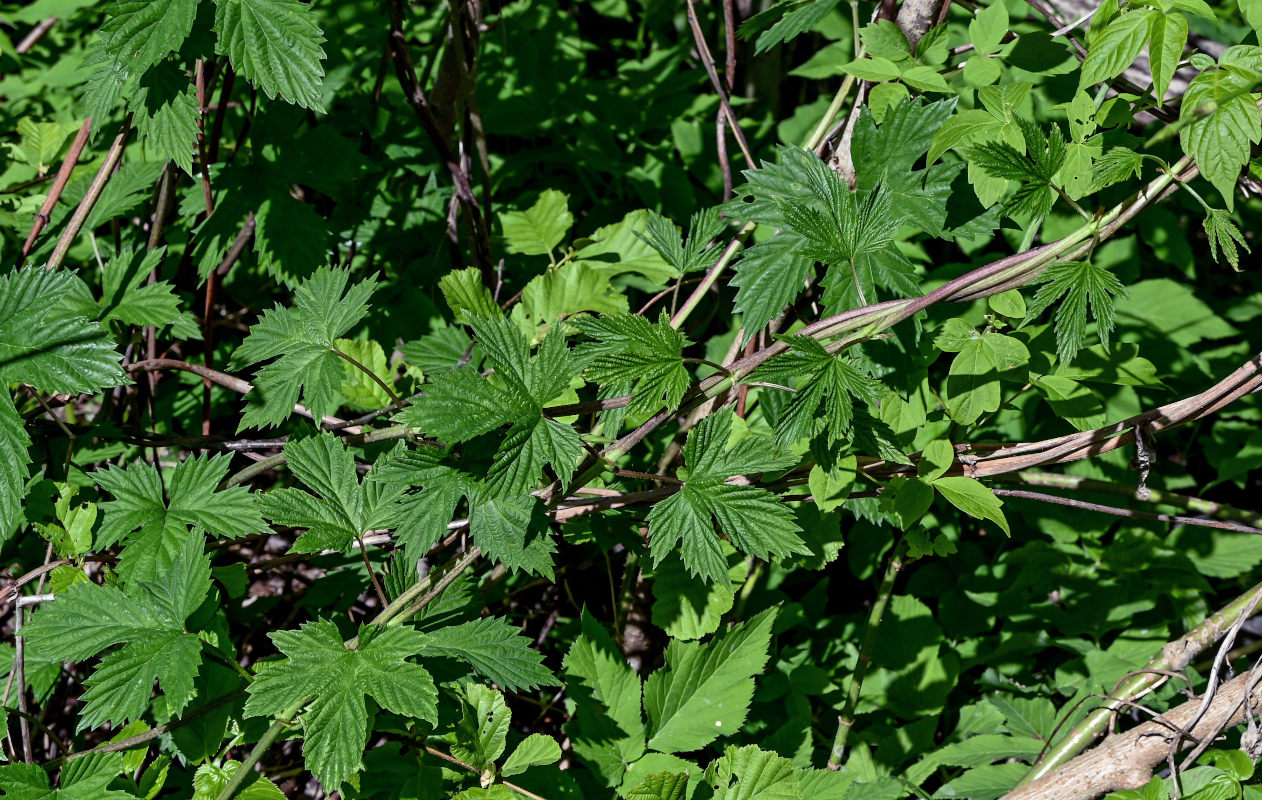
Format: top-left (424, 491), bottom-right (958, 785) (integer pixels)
top-left (2, 0), bottom-right (1262, 798)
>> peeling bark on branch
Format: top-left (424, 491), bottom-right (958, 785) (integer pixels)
top-left (1004, 668), bottom-right (1262, 800)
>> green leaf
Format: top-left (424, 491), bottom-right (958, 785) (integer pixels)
top-left (988, 289), bottom-right (1026, 319)
top-left (963, 55), bottom-right (1002, 87)
top-left (842, 56), bottom-right (902, 82)
top-left (570, 209), bottom-right (676, 286)
top-left (967, 118), bottom-right (1066, 222)
top-left (453, 684), bottom-right (511, 772)
top-left (1113, 278), bottom-right (1237, 347)
top-left (969, 1), bottom-right (1008, 55)
top-left (244, 619), bottom-right (437, 791)
top-left (501, 734), bottom-right (561, 777)
top-left (514, 262), bottom-right (629, 337)
top-left (918, 439), bottom-right (954, 482)
top-left (403, 314), bottom-right (579, 499)
top-left (891, 477), bottom-right (935, 530)
top-left (11, 119), bottom-right (72, 173)
top-left (334, 338), bottom-right (392, 409)
top-left (901, 66), bottom-right (951, 93)
top-left (929, 109), bottom-right (1001, 165)
top-left (23, 528), bottom-right (210, 729)
top-left (374, 444), bottom-right (557, 576)
top-left (1147, 11), bottom-right (1188, 104)
top-left (1203, 208), bottom-right (1251, 270)
top-left (944, 331), bottom-right (1029, 425)
top-left (930, 477), bottom-right (1009, 535)
top-left (807, 456), bottom-right (856, 513)
top-left (643, 607), bottom-right (777, 753)
top-left (440, 268), bottom-right (499, 323)
top-left (1240, 0), bottom-right (1262, 37)
top-left (858, 19), bottom-right (911, 61)
top-left (929, 734), bottom-right (1048, 767)
top-left (704, 744), bottom-right (799, 800)
top-left (1090, 146), bottom-right (1145, 191)
top-left (636, 207), bottom-right (726, 275)
top-left (575, 312), bottom-right (691, 417)
top-left (564, 611), bottom-right (645, 786)
top-left (765, 146), bottom-right (917, 310)
top-left (1079, 9), bottom-right (1154, 89)
top-left (0, 394), bottom-right (31, 541)
top-left (933, 763), bottom-right (1027, 800)
top-left (415, 616), bottom-right (557, 691)
top-left (1031, 375), bottom-right (1105, 431)
top-left (230, 267), bottom-right (377, 430)
top-left (851, 97), bottom-right (964, 238)
top-left (0, 268), bottom-right (128, 395)
top-left (93, 246), bottom-right (189, 331)
top-left (1024, 260), bottom-right (1126, 364)
top-left (500, 189), bottom-right (573, 256)
top-left (741, 0), bottom-right (842, 55)
top-left (97, 0), bottom-right (198, 76)
top-left (212, 0), bottom-right (327, 111)
top-left (626, 772), bottom-right (691, 800)
top-left (96, 452), bottom-right (270, 579)
top-left (727, 234), bottom-right (814, 342)
top-left (192, 761), bottom-right (287, 800)
top-left (132, 61), bottom-right (199, 174)
top-left (1180, 50), bottom-right (1262, 210)
top-left (754, 334), bottom-right (887, 446)
top-left (647, 409), bottom-right (805, 586)
top-left (650, 548), bottom-right (746, 641)
top-left (452, 788), bottom-right (516, 800)
top-left (259, 432), bottom-right (404, 553)
top-left (723, 148), bottom-right (819, 337)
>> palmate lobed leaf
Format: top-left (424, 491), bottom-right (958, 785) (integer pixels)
top-left (370, 443), bottom-right (558, 576)
top-left (402, 313), bottom-right (580, 500)
top-left (244, 619), bottom-right (438, 791)
top-left (95, 452), bottom-right (270, 551)
top-left (648, 409), bottom-right (805, 586)
top-left (97, 0), bottom-right (198, 77)
top-left (754, 334), bottom-right (888, 446)
top-left (23, 529), bottom-right (211, 729)
top-left (575, 311), bottom-right (691, 417)
top-left (259, 432), bottom-right (405, 553)
top-left (231, 267), bottom-right (378, 430)
top-left (1024, 260), bottom-right (1126, 365)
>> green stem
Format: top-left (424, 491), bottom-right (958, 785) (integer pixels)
top-left (669, 222), bottom-right (753, 330)
top-left (805, 73), bottom-right (858, 153)
top-left (213, 696), bottom-right (306, 800)
top-left (1016, 580), bottom-right (1262, 786)
top-left (805, 0), bottom-right (863, 152)
top-left (828, 541), bottom-right (904, 770)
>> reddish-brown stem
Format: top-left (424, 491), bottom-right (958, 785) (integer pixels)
top-left (17, 118), bottom-right (91, 268)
